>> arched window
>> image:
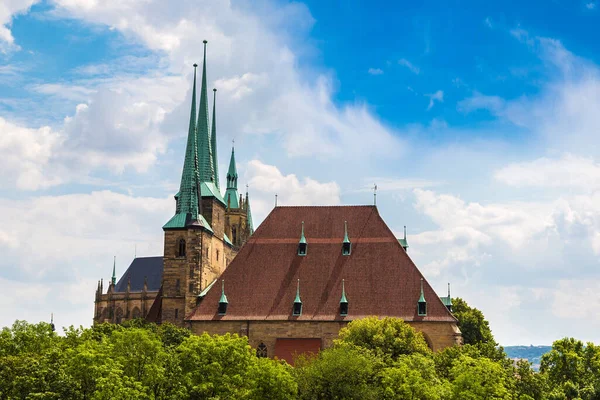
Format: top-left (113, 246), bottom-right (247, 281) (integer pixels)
top-left (232, 226), bottom-right (237, 245)
top-left (115, 307), bottom-right (124, 324)
top-left (178, 239), bottom-right (186, 257)
top-left (216, 250), bottom-right (219, 261)
top-left (132, 307), bottom-right (141, 319)
top-left (256, 342), bottom-right (268, 358)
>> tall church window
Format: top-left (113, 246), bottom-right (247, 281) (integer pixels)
top-left (256, 343), bottom-right (268, 358)
top-left (175, 279), bottom-right (180, 293)
top-left (175, 309), bottom-right (179, 319)
top-left (216, 250), bottom-right (219, 261)
top-left (178, 239), bottom-right (186, 257)
top-left (232, 226), bottom-right (237, 245)
top-left (132, 307), bottom-right (141, 319)
top-left (115, 307), bottom-right (123, 324)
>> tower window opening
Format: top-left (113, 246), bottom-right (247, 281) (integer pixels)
top-left (178, 238), bottom-right (186, 257)
top-left (175, 279), bottom-right (180, 293)
top-left (418, 302), bottom-right (427, 316)
top-left (256, 343), bottom-right (268, 358)
top-left (340, 302), bottom-right (349, 316)
top-left (175, 309), bottom-right (179, 319)
top-left (232, 226), bottom-right (237, 245)
top-left (293, 302), bottom-right (302, 316)
top-left (342, 242), bottom-right (351, 256)
top-left (298, 243), bottom-right (307, 256)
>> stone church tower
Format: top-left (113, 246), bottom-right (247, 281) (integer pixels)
top-left (94, 40), bottom-right (253, 327)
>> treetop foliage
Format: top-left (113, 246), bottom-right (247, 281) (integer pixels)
top-left (1, 300), bottom-right (597, 400)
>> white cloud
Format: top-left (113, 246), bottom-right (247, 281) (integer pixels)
top-left (495, 154), bottom-right (600, 190)
top-left (0, 0), bottom-right (39, 52)
top-left (0, 117), bottom-right (63, 190)
top-left (245, 160), bottom-right (341, 222)
top-left (398, 58), bottom-right (420, 74)
top-left (586, 2), bottom-right (596, 10)
top-left (368, 68), bottom-right (383, 75)
top-left (425, 90), bottom-right (444, 110)
top-left (484, 17), bottom-right (493, 28)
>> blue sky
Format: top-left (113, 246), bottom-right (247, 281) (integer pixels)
top-left (2, 0), bottom-right (600, 345)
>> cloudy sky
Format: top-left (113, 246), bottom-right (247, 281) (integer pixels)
top-left (2, 0), bottom-right (600, 345)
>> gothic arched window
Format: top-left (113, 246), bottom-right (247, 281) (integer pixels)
top-left (178, 239), bottom-right (186, 257)
top-left (115, 307), bottom-right (123, 324)
top-left (132, 307), bottom-right (141, 319)
top-left (232, 226), bottom-right (237, 245)
top-left (256, 342), bottom-right (268, 358)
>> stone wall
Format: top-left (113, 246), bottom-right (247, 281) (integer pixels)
top-left (189, 319), bottom-right (461, 359)
top-left (94, 291), bottom-right (158, 324)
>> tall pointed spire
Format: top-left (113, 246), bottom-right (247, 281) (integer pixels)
top-left (211, 88), bottom-right (220, 190)
top-left (174, 64), bottom-right (200, 222)
top-left (111, 256), bottom-right (116, 286)
top-left (245, 186), bottom-right (254, 235)
top-left (225, 145), bottom-right (239, 208)
top-left (197, 40), bottom-right (214, 183)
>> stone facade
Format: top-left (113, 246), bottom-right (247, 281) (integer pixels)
top-left (189, 319), bottom-right (461, 363)
top-left (94, 282), bottom-right (158, 324)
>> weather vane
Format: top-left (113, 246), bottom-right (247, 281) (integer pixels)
top-left (373, 183), bottom-right (377, 205)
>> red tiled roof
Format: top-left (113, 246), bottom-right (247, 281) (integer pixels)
top-left (189, 206), bottom-right (456, 322)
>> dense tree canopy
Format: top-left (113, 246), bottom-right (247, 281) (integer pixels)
top-left (0, 309), bottom-right (596, 400)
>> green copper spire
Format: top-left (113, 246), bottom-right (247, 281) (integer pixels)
top-left (211, 88), bottom-right (220, 190)
top-left (418, 278), bottom-right (426, 303)
top-left (399, 225), bottom-right (409, 251)
top-left (245, 187), bottom-right (254, 235)
top-left (219, 279), bottom-right (228, 304)
top-left (342, 221), bottom-right (351, 255)
top-left (343, 221), bottom-right (350, 243)
top-left (340, 279), bottom-right (348, 303)
top-left (173, 64), bottom-right (200, 222)
top-left (225, 146), bottom-right (239, 208)
top-left (294, 279), bottom-right (302, 303)
top-left (299, 221), bottom-right (306, 244)
top-left (197, 40), bottom-right (214, 184)
top-left (111, 256), bottom-right (116, 285)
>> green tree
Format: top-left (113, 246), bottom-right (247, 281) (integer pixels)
top-left (514, 359), bottom-right (548, 400)
top-left (450, 356), bottom-right (512, 400)
top-left (379, 353), bottom-right (451, 400)
top-left (452, 298), bottom-right (495, 346)
top-left (248, 357), bottom-right (297, 400)
top-left (295, 344), bottom-right (380, 400)
top-left (336, 317), bottom-right (431, 362)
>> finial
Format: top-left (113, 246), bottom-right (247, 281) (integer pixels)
top-left (213, 88), bottom-right (217, 92)
top-left (203, 39), bottom-right (208, 44)
top-left (246, 183), bottom-right (249, 194)
top-left (111, 256), bottom-right (116, 285)
top-left (134, 244), bottom-right (137, 258)
top-left (373, 183), bottom-right (377, 205)
top-left (193, 63), bottom-right (198, 68)
top-left (418, 277), bottom-right (426, 302)
top-left (341, 279), bottom-right (347, 301)
top-left (404, 226), bottom-right (407, 240)
top-left (448, 282), bottom-right (451, 297)
top-left (275, 193), bottom-right (278, 207)
top-left (51, 313), bottom-right (53, 324)
top-left (295, 279), bottom-right (301, 300)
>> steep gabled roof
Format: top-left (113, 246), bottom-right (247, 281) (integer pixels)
top-left (189, 206), bottom-right (455, 322)
top-left (114, 256), bottom-right (163, 292)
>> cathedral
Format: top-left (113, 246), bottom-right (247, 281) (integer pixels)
top-left (94, 41), bottom-right (461, 364)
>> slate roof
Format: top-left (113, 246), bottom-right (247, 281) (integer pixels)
top-left (189, 206), bottom-right (456, 322)
top-left (114, 256), bottom-right (163, 292)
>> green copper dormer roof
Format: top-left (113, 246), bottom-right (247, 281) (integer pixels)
top-left (398, 226), bottom-right (409, 251)
top-left (111, 256), bottom-right (116, 285)
top-left (197, 40), bottom-right (215, 184)
top-left (294, 279), bottom-right (302, 304)
top-left (340, 279), bottom-right (348, 303)
top-left (163, 213), bottom-right (213, 232)
top-left (174, 64), bottom-right (200, 223)
top-left (219, 280), bottom-right (228, 304)
top-left (246, 189), bottom-right (254, 234)
top-left (441, 283), bottom-right (453, 307)
top-left (299, 221), bottom-right (307, 244)
top-left (225, 146), bottom-right (239, 209)
top-left (343, 221), bottom-right (350, 244)
top-left (211, 88), bottom-right (220, 190)
top-left (418, 278), bottom-right (426, 303)
top-left (227, 146), bottom-right (238, 183)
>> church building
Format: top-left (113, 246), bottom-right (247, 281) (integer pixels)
top-left (94, 41), bottom-right (461, 363)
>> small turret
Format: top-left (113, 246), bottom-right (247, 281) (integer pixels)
top-left (399, 226), bottom-right (409, 251)
top-left (340, 279), bottom-right (348, 316)
top-left (342, 221), bottom-right (351, 255)
top-left (111, 256), bottom-right (116, 286)
top-left (417, 278), bottom-right (427, 316)
top-left (297, 222), bottom-right (307, 256)
top-left (293, 279), bottom-right (302, 316)
top-left (218, 280), bottom-right (228, 315)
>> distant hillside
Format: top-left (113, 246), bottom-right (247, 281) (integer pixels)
top-left (504, 345), bottom-right (552, 370)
